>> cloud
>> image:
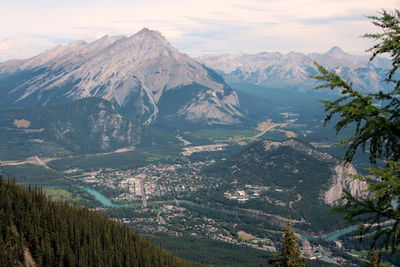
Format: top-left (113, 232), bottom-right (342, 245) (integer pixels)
top-left (296, 15), bottom-right (368, 24)
top-left (0, 0), bottom-right (399, 61)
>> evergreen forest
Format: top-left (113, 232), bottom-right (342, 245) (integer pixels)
top-left (0, 177), bottom-right (196, 267)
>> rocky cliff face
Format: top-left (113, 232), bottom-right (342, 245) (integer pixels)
top-left (198, 47), bottom-right (391, 92)
top-left (0, 29), bottom-right (242, 125)
top-left (323, 164), bottom-right (368, 205)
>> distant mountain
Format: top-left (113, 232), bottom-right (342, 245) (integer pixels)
top-left (198, 47), bottom-right (391, 92)
top-left (0, 177), bottom-right (195, 266)
top-left (0, 28), bottom-right (242, 125)
top-left (204, 139), bottom-right (367, 231)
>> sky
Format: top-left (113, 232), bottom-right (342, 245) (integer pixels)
top-left (0, 0), bottom-right (399, 62)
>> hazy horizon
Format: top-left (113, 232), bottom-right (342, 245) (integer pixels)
top-left (0, 30), bottom-right (376, 64)
top-left (0, 0), bottom-right (399, 61)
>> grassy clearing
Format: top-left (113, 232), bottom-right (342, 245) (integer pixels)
top-left (189, 129), bottom-right (256, 141)
top-left (237, 231), bottom-right (256, 241)
top-left (42, 188), bottom-right (81, 202)
top-left (48, 145), bottom-right (183, 171)
top-left (350, 250), bottom-right (368, 257)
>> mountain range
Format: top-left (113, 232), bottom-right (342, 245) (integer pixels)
top-left (0, 28), bottom-right (242, 126)
top-left (0, 29), bottom-right (392, 132)
top-left (0, 28), bottom-right (386, 158)
top-left (198, 47), bottom-right (392, 92)
top-left (0, 28), bottom-right (385, 265)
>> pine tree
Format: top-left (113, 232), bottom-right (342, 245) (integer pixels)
top-left (368, 250), bottom-right (381, 267)
top-left (311, 9), bottom-right (400, 252)
top-left (268, 224), bottom-right (306, 267)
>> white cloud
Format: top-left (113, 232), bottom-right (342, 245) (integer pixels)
top-left (0, 0), bottom-right (399, 61)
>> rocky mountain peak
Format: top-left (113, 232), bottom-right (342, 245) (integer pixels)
top-left (84, 35), bottom-right (125, 50)
top-left (19, 39), bottom-right (87, 69)
top-left (136, 27), bottom-right (162, 37)
top-left (0, 29), bottom-right (242, 126)
top-left (129, 28), bottom-right (167, 44)
top-left (324, 46), bottom-right (346, 57)
top-left (68, 40), bottom-right (88, 49)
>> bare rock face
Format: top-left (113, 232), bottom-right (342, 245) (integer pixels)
top-left (0, 28), bottom-right (242, 125)
top-left (23, 247), bottom-right (37, 267)
top-left (323, 164), bottom-right (368, 205)
top-left (178, 89), bottom-right (242, 125)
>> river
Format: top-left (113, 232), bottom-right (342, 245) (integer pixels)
top-left (298, 226), bottom-right (358, 241)
top-left (83, 187), bottom-right (139, 208)
top-left (83, 187), bottom-right (358, 240)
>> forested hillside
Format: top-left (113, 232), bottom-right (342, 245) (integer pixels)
top-left (0, 177), bottom-right (196, 267)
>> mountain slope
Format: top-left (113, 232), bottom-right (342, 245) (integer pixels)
top-left (203, 139), bottom-right (367, 232)
top-left (0, 29), bottom-right (242, 125)
top-left (0, 177), bottom-right (196, 267)
top-left (198, 47), bottom-right (391, 92)
top-left (0, 97), bottom-right (142, 158)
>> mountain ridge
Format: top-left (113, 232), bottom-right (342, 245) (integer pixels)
top-left (0, 28), bottom-right (242, 126)
top-left (198, 47), bottom-right (391, 92)
top-left (202, 138), bottom-right (367, 231)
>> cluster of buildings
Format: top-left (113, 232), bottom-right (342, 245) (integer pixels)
top-left (224, 185), bottom-right (271, 203)
top-left (181, 144), bottom-right (229, 156)
top-left (75, 161), bottom-right (213, 204)
top-left (72, 161), bottom-right (349, 264)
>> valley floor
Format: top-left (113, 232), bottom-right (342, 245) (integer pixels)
top-left (0, 114), bottom-right (371, 266)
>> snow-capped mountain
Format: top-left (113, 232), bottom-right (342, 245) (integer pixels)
top-left (0, 28), bottom-right (242, 125)
top-left (198, 47), bottom-right (391, 92)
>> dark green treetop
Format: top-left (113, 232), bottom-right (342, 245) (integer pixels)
top-left (312, 9), bottom-right (400, 164)
top-left (0, 177), bottom-right (197, 267)
top-left (268, 224), bottom-right (306, 267)
top-left (311, 9), bottom-right (400, 253)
